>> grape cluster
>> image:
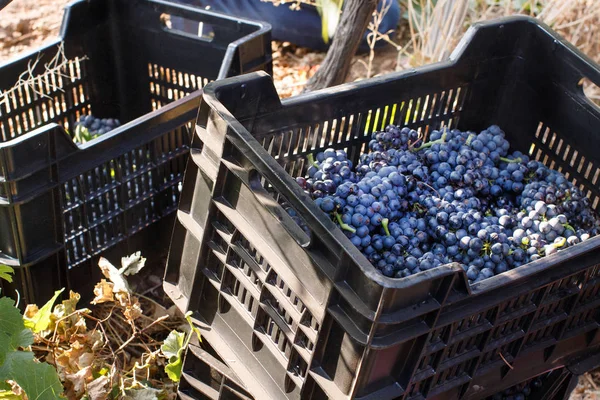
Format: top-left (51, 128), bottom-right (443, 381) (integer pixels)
top-left (75, 114), bottom-right (121, 136)
top-left (489, 376), bottom-right (544, 400)
top-left (290, 124), bottom-right (599, 282)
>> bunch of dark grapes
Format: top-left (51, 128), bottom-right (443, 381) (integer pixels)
top-left (75, 114), bottom-right (121, 136)
top-left (288, 123), bottom-right (600, 283)
top-left (489, 375), bottom-right (544, 400)
top-left (295, 148), bottom-right (358, 200)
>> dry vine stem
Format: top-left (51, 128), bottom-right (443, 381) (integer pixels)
top-left (406, 0), bottom-right (469, 66)
top-left (0, 42), bottom-right (87, 110)
top-left (358, 0), bottom-right (400, 79)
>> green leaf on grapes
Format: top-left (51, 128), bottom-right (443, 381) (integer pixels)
top-left (23, 289), bottom-right (64, 333)
top-left (0, 266), bottom-right (13, 283)
top-left (0, 351), bottom-right (63, 400)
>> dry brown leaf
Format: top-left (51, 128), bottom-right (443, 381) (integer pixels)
top-left (63, 291), bottom-right (81, 314)
top-left (23, 304), bottom-right (39, 319)
top-left (87, 330), bottom-right (105, 351)
top-left (92, 279), bottom-right (115, 304)
top-left (65, 366), bottom-right (93, 399)
top-left (120, 252), bottom-right (147, 276)
top-left (87, 376), bottom-right (110, 400)
top-left (98, 257), bottom-right (130, 293)
top-left (78, 352), bottom-right (94, 369)
top-left (56, 341), bottom-right (86, 373)
top-left (124, 301), bottom-right (143, 322)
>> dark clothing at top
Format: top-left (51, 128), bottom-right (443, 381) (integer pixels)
top-left (170, 0), bottom-right (401, 53)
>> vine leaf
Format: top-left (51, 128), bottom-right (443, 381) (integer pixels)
top-left (160, 331), bottom-right (185, 382)
top-left (119, 252), bottom-right (146, 276)
top-left (0, 266), bottom-right (13, 283)
top-left (164, 357), bottom-right (183, 383)
top-left (123, 387), bottom-right (162, 400)
top-left (0, 351), bottom-right (63, 400)
top-left (161, 331), bottom-right (185, 360)
top-left (0, 297), bottom-right (33, 363)
top-left (0, 297), bottom-right (60, 399)
top-left (161, 312), bottom-right (202, 382)
top-left (23, 289), bottom-right (65, 334)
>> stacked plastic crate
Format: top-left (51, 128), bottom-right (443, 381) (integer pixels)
top-left (166, 17), bottom-right (600, 400)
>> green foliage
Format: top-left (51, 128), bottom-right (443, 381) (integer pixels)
top-left (0, 266), bottom-right (13, 284)
top-left (160, 312), bottom-right (201, 383)
top-left (161, 331), bottom-right (185, 361)
top-left (24, 289), bottom-right (64, 333)
top-left (73, 124), bottom-right (98, 144)
top-left (0, 297), bottom-right (34, 363)
top-left (162, 331), bottom-right (185, 382)
top-left (0, 297), bottom-right (63, 399)
top-left (0, 351), bottom-right (63, 400)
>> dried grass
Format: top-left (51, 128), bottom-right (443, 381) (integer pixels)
top-left (404, 0), bottom-right (600, 102)
top-left (404, 0), bottom-right (470, 66)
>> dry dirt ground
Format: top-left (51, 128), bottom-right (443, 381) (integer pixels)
top-left (0, 0), bottom-right (599, 399)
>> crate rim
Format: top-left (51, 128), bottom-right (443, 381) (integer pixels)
top-left (0, 0), bottom-right (273, 185)
top-left (197, 15), bottom-right (600, 294)
top-left (0, 0), bottom-right (272, 147)
top-left (0, 0), bottom-right (272, 71)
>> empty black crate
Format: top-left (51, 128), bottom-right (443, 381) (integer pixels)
top-left (165, 16), bottom-right (600, 400)
top-left (0, 0), bottom-right (272, 304)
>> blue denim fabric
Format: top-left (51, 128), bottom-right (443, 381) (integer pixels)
top-left (170, 0), bottom-right (401, 52)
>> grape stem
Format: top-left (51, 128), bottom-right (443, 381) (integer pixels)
top-left (307, 153), bottom-right (319, 168)
top-left (382, 218), bottom-right (391, 236)
top-left (562, 222), bottom-right (575, 232)
top-left (411, 130), bottom-right (447, 152)
top-left (552, 237), bottom-right (567, 248)
top-left (334, 212), bottom-right (356, 233)
top-left (499, 157), bottom-right (522, 163)
top-left (416, 181), bottom-right (441, 199)
top-left (465, 133), bottom-right (476, 146)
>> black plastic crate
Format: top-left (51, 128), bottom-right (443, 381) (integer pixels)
top-left (483, 368), bottom-right (577, 400)
top-left (178, 347), bottom-right (584, 400)
top-left (179, 340), bottom-right (254, 400)
top-left (0, 0), bottom-right (272, 304)
top-left (165, 16), bottom-right (600, 400)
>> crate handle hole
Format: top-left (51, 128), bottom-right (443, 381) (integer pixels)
top-left (218, 294), bottom-right (231, 314)
top-left (252, 334), bottom-right (264, 352)
top-left (247, 169), bottom-right (312, 248)
top-left (579, 77), bottom-right (600, 110)
top-left (160, 13), bottom-right (214, 42)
